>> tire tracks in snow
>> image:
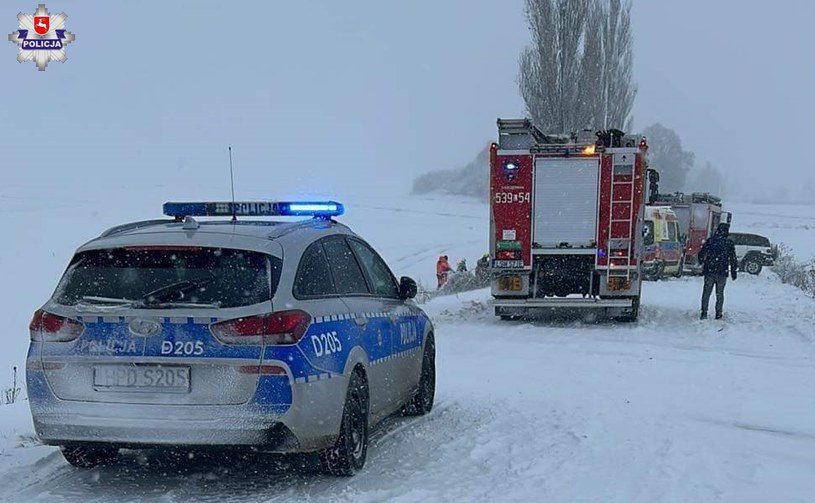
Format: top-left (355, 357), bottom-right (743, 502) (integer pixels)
top-left (0, 404), bottom-right (457, 503)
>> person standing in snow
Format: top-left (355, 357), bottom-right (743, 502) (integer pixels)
top-left (436, 255), bottom-right (453, 289)
top-left (698, 222), bottom-right (739, 319)
top-left (475, 253), bottom-right (490, 284)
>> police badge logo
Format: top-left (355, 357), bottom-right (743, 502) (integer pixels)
top-left (8, 4), bottom-right (75, 71)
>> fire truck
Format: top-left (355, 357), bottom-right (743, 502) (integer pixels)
top-left (648, 192), bottom-right (732, 275)
top-left (489, 119), bottom-right (649, 321)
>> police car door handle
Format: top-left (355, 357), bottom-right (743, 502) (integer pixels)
top-left (354, 316), bottom-right (368, 327)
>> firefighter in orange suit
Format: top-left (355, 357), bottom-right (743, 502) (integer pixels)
top-left (436, 255), bottom-right (453, 289)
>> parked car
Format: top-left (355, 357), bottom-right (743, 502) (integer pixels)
top-left (26, 200), bottom-right (435, 476)
top-left (729, 232), bottom-right (777, 275)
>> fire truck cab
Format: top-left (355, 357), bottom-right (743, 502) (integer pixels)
top-left (489, 119), bottom-right (649, 322)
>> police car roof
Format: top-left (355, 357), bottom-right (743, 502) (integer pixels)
top-left (77, 218), bottom-right (355, 254)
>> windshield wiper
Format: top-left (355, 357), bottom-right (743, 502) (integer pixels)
top-left (78, 296), bottom-right (139, 306)
top-left (75, 296), bottom-right (140, 312)
top-left (142, 277), bottom-right (216, 305)
top-left (138, 301), bottom-right (221, 309)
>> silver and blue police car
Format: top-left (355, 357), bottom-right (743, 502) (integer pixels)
top-left (27, 200), bottom-right (435, 476)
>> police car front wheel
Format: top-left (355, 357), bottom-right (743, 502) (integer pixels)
top-left (403, 336), bottom-right (436, 416)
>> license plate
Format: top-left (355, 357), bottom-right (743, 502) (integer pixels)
top-left (493, 259), bottom-right (524, 269)
top-left (93, 364), bottom-right (190, 392)
top-left (498, 275), bottom-right (523, 291)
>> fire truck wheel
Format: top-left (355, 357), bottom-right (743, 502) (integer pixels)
top-left (614, 297), bottom-right (640, 323)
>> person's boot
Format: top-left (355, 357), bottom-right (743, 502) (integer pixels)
top-left (700, 311), bottom-right (708, 320)
top-left (715, 312), bottom-right (723, 320)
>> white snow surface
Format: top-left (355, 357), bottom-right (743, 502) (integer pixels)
top-left (1, 189), bottom-right (814, 502)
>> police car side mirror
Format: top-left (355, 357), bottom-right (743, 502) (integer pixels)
top-left (399, 276), bottom-right (418, 300)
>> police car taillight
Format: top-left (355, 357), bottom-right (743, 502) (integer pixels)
top-left (210, 310), bottom-right (311, 345)
top-left (29, 310), bottom-right (84, 342)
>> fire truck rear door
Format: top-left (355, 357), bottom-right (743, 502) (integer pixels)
top-left (532, 157), bottom-right (600, 249)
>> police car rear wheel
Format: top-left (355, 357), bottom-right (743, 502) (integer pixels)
top-left (404, 337), bottom-right (436, 416)
top-left (60, 445), bottom-right (119, 468)
top-left (320, 371), bottom-right (368, 476)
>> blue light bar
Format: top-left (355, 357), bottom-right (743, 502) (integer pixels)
top-left (162, 201), bottom-right (345, 218)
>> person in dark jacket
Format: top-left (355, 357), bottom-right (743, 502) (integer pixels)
top-left (697, 222), bottom-right (738, 319)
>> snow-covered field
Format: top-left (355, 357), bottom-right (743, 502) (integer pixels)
top-left (1, 187), bottom-right (814, 502)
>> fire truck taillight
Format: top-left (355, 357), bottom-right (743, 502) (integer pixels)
top-left (497, 250), bottom-right (521, 260)
top-left (607, 277), bottom-right (631, 291)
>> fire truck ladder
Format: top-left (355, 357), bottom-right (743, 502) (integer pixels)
top-left (606, 161), bottom-right (637, 282)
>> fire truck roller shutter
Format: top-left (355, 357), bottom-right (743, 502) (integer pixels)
top-left (532, 157), bottom-right (600, 249)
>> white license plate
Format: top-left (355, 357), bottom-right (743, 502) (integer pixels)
top-left (93, 365), bottom-right (190, 392)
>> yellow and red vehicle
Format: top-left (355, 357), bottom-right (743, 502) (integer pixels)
top-left (642, 206), bottom-right (684, 279)
top-left (488, 119), bottom-right (649, 321)
top-left (649, 192), bottom-right (732, 275)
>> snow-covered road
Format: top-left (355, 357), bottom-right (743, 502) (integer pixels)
top-left (1, 190), bottom-right (814, 502)
top-left (2, 273), bottom-right (814, 502)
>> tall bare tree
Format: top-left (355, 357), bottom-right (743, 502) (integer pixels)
top-left (519, 0), bottom-right (636, 133)
top-left (599, 0), bottom-right (636, 130)
top-left (519, 0), bottom-right (591, 133)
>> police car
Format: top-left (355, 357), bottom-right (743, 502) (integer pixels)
top-left (26, 201), bottom-right (435, 476)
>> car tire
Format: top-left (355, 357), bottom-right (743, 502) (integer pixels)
top-left (744, 258), bottom-right (762, 275)
top-left (403, 336), bottom-right (436, 416)
top-left (320, 370), bottom-right (369, 476)
top-left (655, 261), bottom-right (665, 280)
top-left (60, 445), bottom-right (119, 468)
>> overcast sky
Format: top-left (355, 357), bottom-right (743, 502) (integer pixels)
top-left (1, 0), bottom-right (813, 203)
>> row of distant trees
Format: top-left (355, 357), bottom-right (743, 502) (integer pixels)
top-left (412, 0), bottom-right (726, 199)
top-left (641, 123), bottom-right (727, 196)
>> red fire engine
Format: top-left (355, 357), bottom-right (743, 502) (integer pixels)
top-left (489, 119), bottom-right (650, 321)
top-left (648, 192), bottom-right (732, 275)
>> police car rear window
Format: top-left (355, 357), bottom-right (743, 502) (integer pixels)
top-left (53, 247), bottom-right (281, 308)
